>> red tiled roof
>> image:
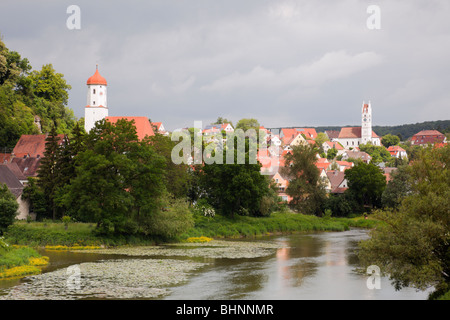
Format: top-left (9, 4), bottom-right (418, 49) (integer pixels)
top-left (87, 68), bottom-right (107, 85)
top-left (413, 130), bottom-right (444, 136)
top-left (324, 141), bottom-right (344, 150)
top-left (106, 116), bottom-right (155, 141)
top-left (11, 157), bottom-right (42, 177)
top-left (338, 127), bottom-right (379, 138)
top-left (0, 153), bottom-right (11, 164)
top-left (151, 122), bottom-right (162, 130)
top-left (296, 128), bottom-right (317, 140)
top-left (13, 134), bottom-right (64, 158)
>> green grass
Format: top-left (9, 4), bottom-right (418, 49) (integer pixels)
top-left (4, 212), bottom-right (380, 247)
top-left (0, 246), bottom-right (41, 271)
top-left (182, 211), bottom-right (379, 239)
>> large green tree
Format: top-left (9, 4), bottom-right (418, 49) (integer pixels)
top-left (37, 126), bottom-right (63, 220)
top-left (199, 139), bottom-right (271, 218)
top-left (281, 144), bottom-right (327, 216)
top-left (344, 161), bottom-right (386, 210)
top-left (358, 145), bottom-right (450, 298)
top-left (59, 119), bottom-right (167, 234)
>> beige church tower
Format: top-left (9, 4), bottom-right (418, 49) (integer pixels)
top-left (84, 65), bottom-right (108, 132)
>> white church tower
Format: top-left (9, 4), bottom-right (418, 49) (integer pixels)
top-left (84, 65), bottom-right (108, 132)
top-left (361, 101), bottom-right (372, 144)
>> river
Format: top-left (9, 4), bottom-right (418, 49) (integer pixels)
top-left (0, 229), bottom-right (431, 300)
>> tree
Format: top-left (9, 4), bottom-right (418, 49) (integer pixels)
top-left (358, 145), bottom-right (450, 297)
top-left (345, 161), bottom-right (386, 210)
top-left (0, 184), bottom-right (18, 235)
top-left (37, 126), bottom-right (63, 220)
top-left (59, 119), bottom-right (167, 234)
top-left (359, 143), bottom-right (391, 164)
top-left (326, 147), bottom-right (338, 160)
top-left (381, 134), bottom-right (400, 148)
top-left (381, 165), bottom-right (412, 209)
top-left (199, 139), bottom-right (271, 218)
top-left (148, 133), bottom-right (191, 198)
top-left (281, 144), bottom-right (327, 216)
top-left (214, 117), bottom-right (233, 127)
top-left (235, 118), bottom-right (260, 132)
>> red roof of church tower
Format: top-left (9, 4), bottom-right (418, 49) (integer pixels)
top-left (87, 66), bottom-right (107, 85)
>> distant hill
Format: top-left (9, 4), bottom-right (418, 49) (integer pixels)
top-left (313, 120), bottom-right (450, 140)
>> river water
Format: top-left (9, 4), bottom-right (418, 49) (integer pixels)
top-left (0, 229), bottom-right (431, 300)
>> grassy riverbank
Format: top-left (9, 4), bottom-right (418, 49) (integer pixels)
top-left (3, 212), bottom-right (379, 247)
top-left (0, 243), bottom-right (49, 279)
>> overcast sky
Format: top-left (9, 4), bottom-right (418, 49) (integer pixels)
top-left (1, 0), bottom-right (449, 131)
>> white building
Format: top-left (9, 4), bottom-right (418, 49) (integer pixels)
top-left (84, 65), bottom-right (108, 133)
top-left (337, 101), bottom-right (381, 149)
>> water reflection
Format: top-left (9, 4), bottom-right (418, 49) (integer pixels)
top-left (0, 229), bottom-right (431, 300)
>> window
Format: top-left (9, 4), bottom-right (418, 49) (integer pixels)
top-left (93, 101), bottom-right (95, 105)
top-left (93, 89), bottom-right (96, 94)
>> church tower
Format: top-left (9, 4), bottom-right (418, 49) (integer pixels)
top-left (84, 65), bottom-right (108, 132)
top-left (361, 101), bottom-right (372, 144)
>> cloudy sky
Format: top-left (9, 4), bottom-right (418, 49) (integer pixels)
top-left (1, 0), bottom-right (449, 131)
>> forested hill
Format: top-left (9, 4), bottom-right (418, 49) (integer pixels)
top-left (314, 120), bottom-right (450, 140)
top-left (0, 35), bottom-right (78, 150)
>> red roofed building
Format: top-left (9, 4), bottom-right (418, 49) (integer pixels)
top-left (410, 130), bottom-right (447, 146)
top-left (106, 117), bottom-right (155, 141)
top-left (151, 122), bottom-right (169, 136)
top-left (387, 145), bottom-right (408, 159)
top-left (337, 127), bottom-right (380, 148)
top-left (12, 134), bottom-right (64, 158)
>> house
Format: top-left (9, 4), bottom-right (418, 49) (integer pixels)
top-left (11, 157), bottom-right (42, 179)
top-left (0, 164), bottom-right (30, 220)
top-left (342, 150), bottom-right (372, 163)
top-left (271, 170), bottom-right (292, 202)
top-left (287, 133), bottom-right (307, 147)
top-left (296, 128), bottom-right (317, 140)
top-left (151, 122), bottom-right (169, 136)
top-left (410, 130), bottom-right (447, 146)
top-left (387, 146), bottom-right (408, 159)
top-left (106, 116), bottom-right (155, 141)
top-left (325, 130), bottom-right (340, 141)
top-left (12, 134), bottom-right (64, 158)
top-left (325, 170), bottom-right (348, 194)
top-left (315, 158), bottom-right (331, 171)
top-left (334, 161), bottom-right (354, 172)
top-left (322, 141), bottom-right (345, 156)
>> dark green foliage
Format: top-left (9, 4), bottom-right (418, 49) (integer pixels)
top-left (199, 139), bottom-right (272, 218)
top-left (0, 37), bottom-right (76, 149)
top-left (59, 119), bottom-right (167, 235)
top-left (0, 184), bottom-right (18, 235)
top-left (148, 132), bottom-right (191, 198)
top-left (345, 161), bottom-right (386, 210)
top-left (381, 165), bottom-right (412, 209)
top-left (281, 144), bottom-right (327, 216)
top-left (381, 134), bottom-right (400, 148)
top-left (359, 145), bottom-right (450, 295)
